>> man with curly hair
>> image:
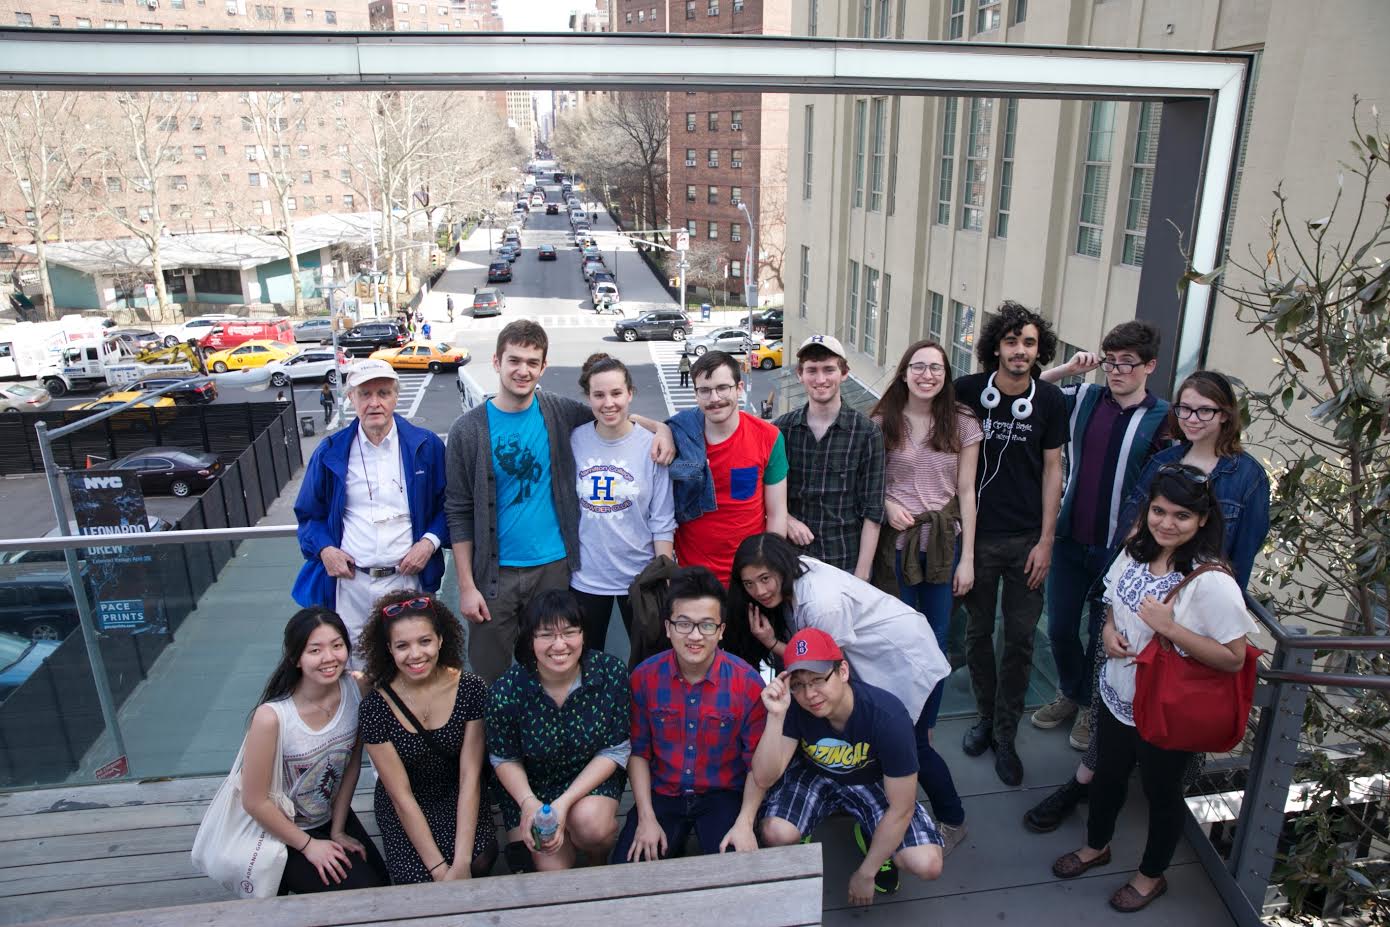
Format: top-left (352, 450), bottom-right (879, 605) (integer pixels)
top-left (952, 301), bottom-right (1067, 786)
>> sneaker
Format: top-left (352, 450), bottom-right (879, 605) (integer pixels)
top-left (962, 718), bottom-right (994, 756)
top-left (1069, 709), bottom-right (1092, 751)
top-left (938, 822), bottom-right (968, 856)
top-left (1023, 778), bottom-right (1089, 833)
top-left (853, 821), bottom-right (900, 894)
top-left (1031, 693), bottom-right (1079, 729)
top-left (994, 739), bottom-right (1024, 786)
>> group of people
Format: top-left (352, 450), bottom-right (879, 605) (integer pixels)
top-left (247, 303), bottom-right (1268, 912)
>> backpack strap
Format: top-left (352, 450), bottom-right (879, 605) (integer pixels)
top-left (381, 684), bottom-right (456, 765)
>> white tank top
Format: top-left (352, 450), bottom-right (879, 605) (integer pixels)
top-left (267, 676), bottom-right (361, 828)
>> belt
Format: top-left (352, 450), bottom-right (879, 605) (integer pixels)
top-left (354, 564), bottom-right (398, 579)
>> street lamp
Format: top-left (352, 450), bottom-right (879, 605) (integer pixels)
top-left (736, 199), bottom-right (756, 312)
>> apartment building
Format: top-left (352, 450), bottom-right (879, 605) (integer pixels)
top-left (613, 0), bottom-right (790, 304)
top-left (366, 0), bottom-right (501, 32)
top-left (783, 0), bottom-right (1389, 406)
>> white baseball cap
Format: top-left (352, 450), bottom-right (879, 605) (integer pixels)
top-left (797, 334), bottom-right (847, 360)
top-left (344, 359), bottom-right (399, 389)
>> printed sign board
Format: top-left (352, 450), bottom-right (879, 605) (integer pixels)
top-left (65, 471), bottom-right (166, 635)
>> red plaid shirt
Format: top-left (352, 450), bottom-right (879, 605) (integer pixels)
top-left (629, 649), bottom-right (767, 797)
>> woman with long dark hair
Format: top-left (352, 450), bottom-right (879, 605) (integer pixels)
top-left (1050, 466), bottom-right (1257, 912)
top-left (729, 533), bottom-right (967, 856)
top-left (240, 607), bottom-right (388, 894)
top-left (356, 591), bottom-right (497, 883)
top-left (1025, 370), bottom-right (1272, 833)
top-left (868, 339), bottom-right (979, 730)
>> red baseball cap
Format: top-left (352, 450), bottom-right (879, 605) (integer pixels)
top-left (783, 627), bottom-right (844, 675)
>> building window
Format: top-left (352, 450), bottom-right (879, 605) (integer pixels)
top-left (731, 110), bottom-right (742, 130)
top-left (807, 0), bottom-right (817, 35)
top-left (245, 144), bottom-right (258, 161)
top-left (1076, 100), bottom-right (1116, 258)
top-left (862, 266), bottom-right (879, 355)
top-left (875, 0), bottom-right (890, 37)
top-left (301, 170), bottom-right (312, 183)
top-left (625, 11), bottom-right (632, 22)
top-left (858, 0), bottom-right (871, 37)
top-left (961, 98), bottom-right (993, 231)
top-left (730, 186), bottom-right (742, 205)
top-left (76, 17), bottom-right (92, 26)
top-left (936, 98), bottom-right (958, 225)
top-left (1012, 0), bottom-right (1027, 24)
top-left (282, 6), bottom-right (293, 19)
top-left (343, 192), bottom-right (354, 208)
top-left (687, 219), bottom-right (698, 237)
top-left (852, 99), bottom-right (867, 208)
top-left (248, 172), bottom-right (262, 186)
top-left (731, 223), bottom-right (741, 242)
top-left (14, 12), bottom-right (33, 25)
top-left (732, 148), bottom-right (744, 169)
top-left (637, 9), bottom-right (644, 21)
top-left (304, 8), bottom-right (313, 19)
top-left (976, 0), bottom-right (1000, 33)
top-left (801, 105), bottom-right (813, 199)
top-left (707, 149), bottom-right (719, 168)
top-left (869, 97), bottom-right (887, 211)
top-left (887, 98), bottom-right (900, 214)
top-left (286, 196), bottom-right (297, 210)
top-left (928, 290), bottom-right (944, 341)
top-left (950, 300), bottom-right (976, 373)
top-left (708, 221), bottom-right (718, 240)
top-left (708, 185), bottom-right (718, 205)
top-left (733, 0), bottom-right (742, 10)
top-left (878, 273), bottom-right (892, 363)
top-left (685, 0), bottom-right (695, 20)
top-left (685, 148), bottom-right (696, 166)
top-left (707, 0), bottom-right (718, 15)
top-left (324, 8), bottom-right (335, 23)
top-left (49, 14), bottom-right (61, 25)
top-left (1122, 102), bottom-right (1161, 266)
top-left (730, 260), bottom-right (742, 278)
top-left (799, 245), bottom-right (810, 318)
top-left (686, 112), bottom-right (696, 131)
top-left (947, 0), bottom-right (964, 39)
top-left (847, 260), bottom-right (860, 347)
top-left (995, 98), bottom-right (1017, 238)
top-left (686, 184), bottom-right (697, 203)
top-left (708, 112), bottom-right (719, 132)
top-left (192, 145), bottom-right (207, 159)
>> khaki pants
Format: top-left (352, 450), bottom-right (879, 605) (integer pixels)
top-left (467, 558), bottom-right (571, 684)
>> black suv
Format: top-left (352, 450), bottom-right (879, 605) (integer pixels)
top-left (337, 321), bottom-right (408, 356)
top-left (614, 310), bottom-right (690, 343)
top-left (129, 371), bottom-right (218, 405)
top-left (747, 308), bottom-right (784, 339)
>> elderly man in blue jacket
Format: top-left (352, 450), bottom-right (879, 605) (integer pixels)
top-left (293, 358), bottom-right (449, 656)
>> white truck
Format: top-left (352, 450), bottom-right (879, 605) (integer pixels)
top-left (41, 339), bottom-right (192, 397)
top-left (0, 317), bottom-right (110, 381)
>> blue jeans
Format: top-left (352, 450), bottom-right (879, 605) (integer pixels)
top-left (610, 789), bottom-right (743, 862)
top-left (894, 542), bottom-right (960, 729)
top-left (914, 709), bottom-right (966, 826)
top-left (1045, 536), bottom-right (1112, 704)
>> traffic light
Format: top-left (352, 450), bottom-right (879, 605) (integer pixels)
top-left (430, 251), bottom-right (441, 270)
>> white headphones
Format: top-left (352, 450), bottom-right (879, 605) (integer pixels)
top-left (979, 371), bottom-right (1035, 420)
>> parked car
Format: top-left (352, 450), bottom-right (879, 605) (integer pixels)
top-left (487, 261), bottom-right (513, 283)
top-left (263, 349), bottom-right (348, 387)
top-left (750, 340), bottom-right (784, 370)
top-left (337, 321), bottom-right (409, 356)
top-left (128, 371), bottom-right (217, 405)
top-left (591, 281), bottom-right (620, 309)
top-left (71, 392), bottom-right (177, 412)
top-left (582, 259), bottom-right (606, 282)
top-left (538, 244), bottom-right (557, 261)
top-left (370, 341), bottom-right (471, 373)
top-left (744, 308), bottom-right (785, 339)
top-left (684, 328), bottom-right (752, 357)
top-left (614, 310), bottom-right (690, 343)
top-left (108, 446), bottom-right (224, 497)
top-left (0, 565), bottom-right (84, 642)
top-left (498, 242), bottom-right (521, 263)
top-left (581, 245), bottom-right (603, 263)
top-left (0, 382), bottom-right (52, 413)
top-left (197, 318), bottom-right (296, 352)
top-left (472, 289), bottom-right (506, 318)
top-left (0, 516), bottom-right (170, 567)
top-left (530, 193), bottom-right (546, 207)
top-left (545, 203), bottom-right (560, 215)
top-left (589, 271), bottom-right (615, 293)
top-left (293, 318), bottom-right (335, 343)
top-left (0, 632), bottom-right (61, 701)
top-left (109, 328), bottom-right (162, 352)
top-left (205, 339), bottom-right (300, 372)
top-left (159, 314), bottom-right (239, 348)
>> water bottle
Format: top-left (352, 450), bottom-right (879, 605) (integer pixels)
top-left (531, 803), bottom-right (559, 849)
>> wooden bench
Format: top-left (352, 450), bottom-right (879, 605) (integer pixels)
top-left (0, 776), bottom-right (822, 927)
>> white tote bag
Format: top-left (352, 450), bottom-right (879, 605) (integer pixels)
top-left (191, 731), bottom-right (295, 899)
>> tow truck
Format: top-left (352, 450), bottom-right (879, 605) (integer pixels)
top-left (40, 339), bottom-right (203, 397)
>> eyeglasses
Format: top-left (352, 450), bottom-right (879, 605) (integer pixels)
top-left (906, 362), bottom-right (946, 376)
top-left (1157, 463), bottom-right (1211, 484)
top-left (535, 627), bottom-right (584, 645)
top-left (382, 596), bottom-right (432, 618)
top-left (788, 667), bottom-right (836, 695)
top-left (1173, 404), bottom-right (1222, 422)
top-left (693, 383), bottom-right (738, 401)
top-left (1100, 360), bottom-right (1142, 374)
top-left (666, 618), bottom-right (723, 637)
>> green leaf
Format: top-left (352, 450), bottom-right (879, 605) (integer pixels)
top-left (1282, 386), bottom-right (1296, 410)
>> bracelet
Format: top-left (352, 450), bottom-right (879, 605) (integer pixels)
top-left (429, 860), bottom-right (447, 873)
top-left (300, 834), bottom-right (312, 852)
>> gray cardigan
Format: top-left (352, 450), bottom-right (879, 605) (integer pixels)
top-left (444, 391), bottom-right (593, 599)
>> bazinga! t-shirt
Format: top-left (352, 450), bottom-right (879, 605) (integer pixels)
top-left (781, 678), bottom-right (918, 787)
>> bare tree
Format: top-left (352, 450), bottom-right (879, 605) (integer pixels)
top-left (553, 93), bottom-right (669, 237)
top-left (0, 91), bottom-right (98, 319)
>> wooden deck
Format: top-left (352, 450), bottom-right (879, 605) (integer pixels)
top-left (0, 717), bottom-right (1241, 927)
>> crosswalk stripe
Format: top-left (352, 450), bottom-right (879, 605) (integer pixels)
top-left (648, 341), bottom-right (749, 417)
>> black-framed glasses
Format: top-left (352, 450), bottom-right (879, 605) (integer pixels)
top-left (788, 667), bottom-right (837, 695)
top-left (1172, 403), bottom-right (1222, 422)
top-left (665, 617), bottom-right (723, 637)
top-left (382, 596), bottom-right (432, 618)
top-left (1157, 464), bottom-right (1211, 484)
top-left (1100, 359), bottom-right (1143, 374)
top-left (693, 383), bottom-right (738, 401)
top-left (906, 362), bottom-right (946, 376)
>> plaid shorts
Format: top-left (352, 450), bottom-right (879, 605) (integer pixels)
top-left (762, 762), bottom-right (943, 849)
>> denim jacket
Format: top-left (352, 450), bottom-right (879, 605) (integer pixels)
top-left (667, 408), bottom-right (717, 524)
top-left (1110, 443), bottom-right (1271, 589)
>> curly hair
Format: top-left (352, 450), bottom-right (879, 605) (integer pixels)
top-left (975, 300), bottom-right (1058, 375)
top-left (357, 589), bottom-right (465, 685)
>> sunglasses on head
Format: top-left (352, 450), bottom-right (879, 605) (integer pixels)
top-left (382, 596), bottom-right (432, 618)
top-left (1157, 464), bottom-right (1211, 485)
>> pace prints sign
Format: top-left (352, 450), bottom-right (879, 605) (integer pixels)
top-left (65, 472), bottom-right (165, 634)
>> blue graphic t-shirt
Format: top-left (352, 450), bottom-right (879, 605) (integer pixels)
top-left (782, 678), bottom-right (918, 786)
top-left (487, 398), bottom-right (566, 567)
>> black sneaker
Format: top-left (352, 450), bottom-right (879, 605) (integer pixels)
top-left (994, 739), bottom-right (1024, 786)
top-left (1023, 778), bottom-right (1089, 833)
top-left (853, 822), bottom-right (900, 894)
top-left (962, 718), bottom-right (994, 757)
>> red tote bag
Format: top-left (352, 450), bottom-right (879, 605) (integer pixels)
top-left (1132, 564), bottom-right (1263, 753)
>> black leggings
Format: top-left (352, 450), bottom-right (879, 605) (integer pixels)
top-left (278, 810), bottom-right (390, 895)
top-left (1085, 703), bottom-right (1193, 878)
top-left (571, 588), bottom-right (635, 653)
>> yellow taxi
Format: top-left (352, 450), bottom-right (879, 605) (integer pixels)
top-left (72, 392), bottom-right (177, 412)
top-left (370, 341), bottom-right (471, 373)
top-left (73, 391), bottom-right (178, 430)
top-left (750, 340), bottom-right (784, 370)
top-left (205, 339), bottom-right (299, 372)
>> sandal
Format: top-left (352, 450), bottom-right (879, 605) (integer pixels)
top-left (1051, 846), bottom-right (1112, 879)
top-left (1109, 877), bottom-right (1168, 913)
